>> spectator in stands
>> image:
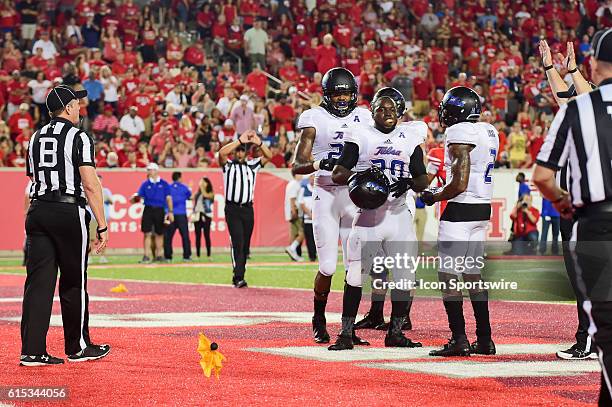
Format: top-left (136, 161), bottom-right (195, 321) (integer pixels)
top-left (509, 195), bottom-right (540, 255)
top-left (8, 103), bottom-right (33, 140)
top-left (27, 72), bottom-right (51, 125)
top-left (539, 198), bottom-right (560, 256)
top-left (412, 69), bottom-right (433, 118)
top-left (100, 66), bottom-right (119, 113)
top-left (229, 94), bottom-right (256, 136)
top-left (32, 31), bottom-right (58, 60)
top-left (218, 119), bottom-right (236, 143)
top-left (119, 106), bottom-right (145, 141)
top-left (122, 150), bottom-right (146, 169)
top-left (315, 34), bottom-right (337, 74)
top-left (507, 122), bottom-right (528, 168)
top-left (92, 106), bottom-right (119, 140)
top-left (243, 17), bottom-right (268, 71)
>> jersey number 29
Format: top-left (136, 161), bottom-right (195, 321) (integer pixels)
top-left (484, 148), bottom-right (496, 184)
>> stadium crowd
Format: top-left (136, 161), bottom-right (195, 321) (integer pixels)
top-left (0, 0), bottom-right (609, 170)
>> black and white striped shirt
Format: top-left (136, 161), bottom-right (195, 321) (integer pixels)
top-left (222, 157), bottom-right (262, 204)
top-left (536, 79), bottom-right (612, 207)
top-left (26, 117), bottom-right (95, 199)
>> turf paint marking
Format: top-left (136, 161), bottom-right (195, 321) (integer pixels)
top-left (364, 360), bottom-right (601, 378)
top-left (248, 345), bottom-right (602, 378)
top-left (0, 296), bottom-right (127, 303)
top-left (248, 344), bottom-right (573, 362)
top-left (0, 312), bottom-right (342, 328)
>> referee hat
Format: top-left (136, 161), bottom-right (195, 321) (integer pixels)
top-left (46, 85), bottom-right (88, 113)
top-left (591, 28), bottom-right (612, 62)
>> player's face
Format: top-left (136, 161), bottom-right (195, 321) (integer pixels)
top-left (330, 91), bottom-right (352, 105)
top-left (373, 98), bottom-right (398, 130)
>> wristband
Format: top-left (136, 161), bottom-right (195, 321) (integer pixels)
top-left (543, 64), bottom-right (554, 71)
top-left (96, 226), bottom-right (108, 239)
top-left (568, 67), bottom-right (578, 74)
top-left (313, 160), bottom-right (321, 171)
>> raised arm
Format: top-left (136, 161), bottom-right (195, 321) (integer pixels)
top-left (540, 40), bottom-right (570, 106)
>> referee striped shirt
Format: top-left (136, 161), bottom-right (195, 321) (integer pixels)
top-left (536, 79), bottom-right (612, 207)
top-left (223, 157), bottom-right (262, 204)
top-left (26, 117), bottom-right (96, 199)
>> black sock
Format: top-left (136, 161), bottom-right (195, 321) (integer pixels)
top-left (314, 298), bottom-right (327, 317)
top-left (369, 293), bottom-right (385, 318)
top-left (443, 295), bottom-right (466, 341)
top-left (341, 317), bottom-right (355, 337)
top-left (342, 283), bottom-right (362, 319)
top-left (470, 290), bottom-right (491, 341)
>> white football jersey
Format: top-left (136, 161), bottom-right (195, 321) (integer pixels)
top-left (297, 106), bottom-right (372, 177)
top-left (345, 121), bottom-right (426, 208)
top-left (443, 122), bottom-right (499, 204)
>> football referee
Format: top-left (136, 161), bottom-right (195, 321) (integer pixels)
top-left (218, 129), bottom-right (272, 287)
top-left (21, 85), bottom-right (110, 366)
top-left (533, 29), bottom-right (612, 404)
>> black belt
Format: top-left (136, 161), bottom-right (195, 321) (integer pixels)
top-left (575, 201), bottom-right (612, 218)
top-left (225, 201), bottom-right (253, 208)
top-left (33, 191), bottom-right (86, 207)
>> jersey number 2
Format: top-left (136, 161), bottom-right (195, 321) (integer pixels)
top-left (327, 142), bottom-right (343, 160)
top-left (484, 148), bottom-right (496, 184)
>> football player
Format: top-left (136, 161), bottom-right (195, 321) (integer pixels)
top-left (353, 94), bottom-right (429, 333)
top-left (328, 87), bottom-right (428, 350)
top-left (292, 67), bottom-right (372, 344)
top-left (421, 86), bottom-right (499, 357)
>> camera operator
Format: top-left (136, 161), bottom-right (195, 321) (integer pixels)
top-left (509, 195), bottom-right (540, 255)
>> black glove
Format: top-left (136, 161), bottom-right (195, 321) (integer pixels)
top-left (319, 157), bottom-right (337, 171)
top-left (389, 177), bottom-right (413, 198)
top-left (420, 190), bottom-right (436, 206)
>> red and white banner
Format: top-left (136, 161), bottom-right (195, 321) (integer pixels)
top-left (0, 169), bottom-right (289, 251)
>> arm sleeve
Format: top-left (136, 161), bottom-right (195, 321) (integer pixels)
top-left (535, 102), bottom-right (571, 171)
top-left (247, 157), bottom-right (262, 170)
top-left (408, 145), bottom-right (426, 177)
top-left (426, 152), bottom-right (441, 175)
top-left (445, 123), bottom-right (478, 146)
top-left (336, 141), bottom-right (359, 170)
top-left (164, 181), bottom-right (171, 197)
top-left (75, 131), bottom-right (96, 167)
top-left (137, 182), bottom-right (146, 197)
top-left (296, 109), bottom-right (315, 130)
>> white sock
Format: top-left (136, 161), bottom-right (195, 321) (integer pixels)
top-left (290, 240), bottom-right (299, 250)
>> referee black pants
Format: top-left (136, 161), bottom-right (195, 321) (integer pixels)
top-left (570, 213), bottom-right (612, 405)
top-left (225, 202), bottom-right (254, 282)
top-left (22, 201), bottom-right (91, 356)
top-left (561, 218), bottom-right (590, 347)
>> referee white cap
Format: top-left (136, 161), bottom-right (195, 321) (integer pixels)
top-left (46, 84), bottom-right (88, 113)
top-left (592, 28), bottom-right (612, 62)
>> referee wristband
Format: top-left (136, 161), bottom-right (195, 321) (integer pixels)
top-left (96, 226), bottom-right (108, 238)
top-left (568, 67), bottom-right (578, 74)
top-left (543, 64), bottom-right (554, 71)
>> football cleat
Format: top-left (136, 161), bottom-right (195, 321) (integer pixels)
top-left (384, 332), bottom-right (422, 348)
top-left (556, 343), bottom-right (598, 360)
top-left (354, 312), bottom-right (386, 330)
top-left (312, 315), bottom-right (330, 344)
top-left (470, 340), bottom-right (496, 355)
top-left (328, 334), bottom-right (353, 351)
top-left (352, 331), bottom-right (370, 346)
top-left (429, 338), bottom-right (471, 357)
